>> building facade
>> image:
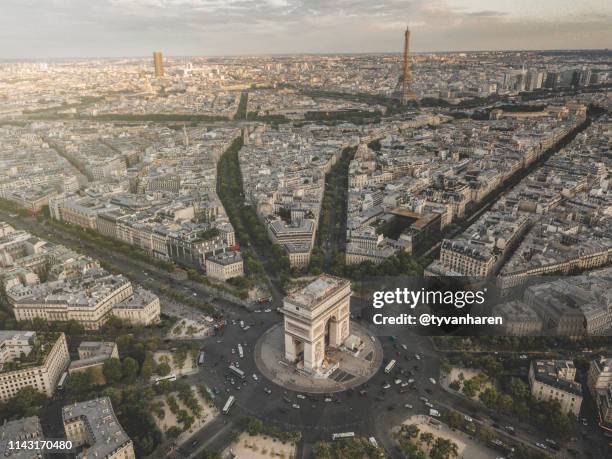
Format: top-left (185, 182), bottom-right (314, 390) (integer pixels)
top-left (0, 331), bottom-right (69, 402)
top-left (282, 275), bottom-right (351, 374)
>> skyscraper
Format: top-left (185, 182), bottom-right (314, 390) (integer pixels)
top-left (153, 51), bottom-right (164, 77)
top-left (393, 27), bottom-right (417, 104)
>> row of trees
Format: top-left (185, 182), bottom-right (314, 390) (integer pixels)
top-left (313, 437), bottom-right (386, 459)
top-left (479, 379), bottom-right (574, 438)
top-left (308, 146), bottom-right (355, 274)
top-left (236, 417), bottom-right (302, 444)
top-left (216, 136), bottom-right (291, 287)
top-left (394, 424), bottom-right (459, 459)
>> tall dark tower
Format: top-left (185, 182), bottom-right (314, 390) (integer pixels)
top-left (400, 27), bottom-right (417, 104)
top-left (153, 51), bottom-right (164, 77)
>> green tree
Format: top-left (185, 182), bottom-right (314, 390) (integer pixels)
top-left (122, 357), bottom-right (140, 382)
top-left (420, 432), bottom-right (434, 449)
top-left (166, 426), bottom-right (183, 439)
top-left (444, 410), bottom-right (463, 429)
top-left (400, 441), bottom-right (426, 459)
top-left (103, 358), bottom-right (123, 384)
top-left (66, 370), bottom-right (93, 398)
top-left (157, 362), bottom-right (171, 377)
top-left (140, 353), bottom-right (155, 380)
top-left (102, 387), bottom-right (123, 406)
top-left (462, 378), bottom-right (478, 398)
top-left (430, 437), bottom-right (459, 459)
top-left (0, 387), bottom-right (47, 419)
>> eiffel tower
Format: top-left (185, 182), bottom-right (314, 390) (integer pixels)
top-left (392, 27), bottom-right (418, 104)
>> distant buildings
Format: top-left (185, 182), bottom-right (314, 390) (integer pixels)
top-left (528, 360), bottom-right (583, 416)
top-left (153, 51), bottom-right (164, 78)
top-left (62, 397), bottom-right (135, 459)
top-left (0, 331), bottom-right (69, 402)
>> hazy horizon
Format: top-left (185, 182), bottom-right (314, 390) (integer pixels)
top-left (1, 1), bottom-right (610, 60)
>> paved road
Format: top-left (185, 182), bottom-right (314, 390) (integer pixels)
top-left (2, 210), bottom-right (607, 458)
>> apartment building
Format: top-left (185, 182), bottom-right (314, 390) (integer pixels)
top-left (0, 331), bottom-right (69, 402)
top-left (62, 397), bottom-right (135, 459)
top-left (529, 360), bottom-right (583, 416)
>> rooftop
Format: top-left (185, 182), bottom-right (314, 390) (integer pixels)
top-left (286, 274), bottom-right (350, 310)
top-left (62, 397), bottom-right (132, 459)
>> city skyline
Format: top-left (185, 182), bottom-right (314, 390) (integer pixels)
top-left (0, 0), bottom-right (610, 59)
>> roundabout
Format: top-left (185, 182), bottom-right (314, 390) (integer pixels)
top-left (254, 321), bottom-right (384, 393)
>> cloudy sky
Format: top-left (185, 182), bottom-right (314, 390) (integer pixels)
top-left (1, 0), bottom-right (610, 58)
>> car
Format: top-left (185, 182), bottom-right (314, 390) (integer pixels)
top-left (429, 378), bottom-right (436, 384)
top-left (359, 389), bottom-right (367, 396)
top-left (370, 336), bottom-right (376, 342)
top-left (419, 397), bottom-right (428, 402)
top-left (292, 404), bottom-right (300, 409)
top-left (401, 382), bottom-right (409, 388)
top-left (252, 374), bottom-right (258, 381)
top-left (425, 402), bottom-right (434, 408)
top-left (394, 379), bottom-right (402, 385)
top-left (464, 415), bottom-right (473, 422)
top-left (264, 387), bottom-right (272, 394)
top-left (382, 382), bottom-right (391, 389)
top-left (297, 394), bottom-right (306, 399)
top-left (535, 443), bottom-right (547, 450)
top-left (324, 397), bottom-right (332, 403)
top-left (404, 403), bottom-right (413, 409)
top-left (264, 308), bottom-right (271, 312)
top-left (414, 354), bottom-right (421, 360)
top-left (519, 354), bottom-right (528, 359)
top-left (190, 440), bottom-right (199, 447)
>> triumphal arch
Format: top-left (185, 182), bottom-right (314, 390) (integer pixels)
top-left (282, 275), bottom-right (351, 374)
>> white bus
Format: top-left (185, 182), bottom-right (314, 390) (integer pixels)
top-left (237, 344), bottom-right (244, 358)
top-left (369, 437), bottom-right (379, 448)
top-left (332, 432), bottom-right (355, 441)
top-left (222, 395), bottom-right (235, 415)
top-left (154, 374), bottom-right (177, 384)
top-left (384, 360), bottom-right (396, 374)
top-left (57, 371), bottom-right (68, 390)
top-left (198, 352), bottom-right (205, 365)
top-left (229, 365), bottom-right (245, 379)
